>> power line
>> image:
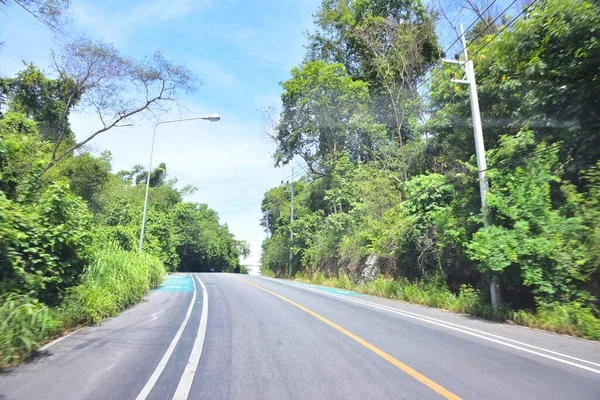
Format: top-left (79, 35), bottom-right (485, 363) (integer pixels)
top-left (461, 0), bottom-right (536, 65)
top-left (280, 164), bottom-right (309, 184)
top-left (403, 135), bottom-right (586, 204)
top-left (416, 0), bottom-right (501, 92)
top-left (417, 0), bottom-right (535, 105)
top-left (418, 0), bottom-right (520, 101)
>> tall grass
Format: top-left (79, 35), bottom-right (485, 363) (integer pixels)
top-left (62, 242), bottom-right (165, 325)
top-left (297, 272), bottom-right (600, 341)
top-left (0, 242), bottom-right (165, 369)
top-left (0, 294), bottom-right (60, 367)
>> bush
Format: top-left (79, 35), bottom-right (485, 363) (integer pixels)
top-left (238, 265), bottom-right (250, 274)
top-left (0, 294), bottom-right (61, 367)
top-left (0, 183), bottom-right (93, 305)
top-left (310, 271), bottom-right (327, 285)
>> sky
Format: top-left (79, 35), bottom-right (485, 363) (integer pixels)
top-left (0, 0), bottom-right (321, 273)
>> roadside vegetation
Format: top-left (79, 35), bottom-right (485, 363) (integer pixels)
top-left (295, 271), bottom-right (600, 340)
top-left (261, 0), bottom-right (600, 340)
top-left (0, 1), bottom-right (248, 369)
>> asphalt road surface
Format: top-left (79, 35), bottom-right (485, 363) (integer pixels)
top-left (1, 273), bottom-right (600, 400)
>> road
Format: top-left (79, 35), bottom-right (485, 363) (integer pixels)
top-left (1, 273), bottom-right (599, 400)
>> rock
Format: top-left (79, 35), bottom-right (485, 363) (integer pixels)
top-left (359, 254), bottom-right (379, 284)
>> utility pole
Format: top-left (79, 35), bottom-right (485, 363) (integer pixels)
top-left (442, 24), bottom-right (501, 310)
top-left (288, 167), bottom-right (294, 277)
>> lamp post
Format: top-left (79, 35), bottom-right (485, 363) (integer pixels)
top-left (138, 114), bottom-right (220, 254)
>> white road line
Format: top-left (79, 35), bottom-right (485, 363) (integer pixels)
top-left (348, 297), bottom-right (600, 367)
top-left (136, 276), bottom-right (197, 400)
top-left (304, 287), bottom-right (600, 368)
top-left (262, 277), bottom-right (600, 375)
top-left (40, 328), bottom-right (83, 351)
top-left (173, 274), bottom-right (209, 400)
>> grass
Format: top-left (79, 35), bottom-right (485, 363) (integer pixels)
top-left (292, 271), bottom-right (600, 341)
top-left (0, 242), bottom-right (166, 370)
top-left (0, 294), bottom-right (60, 367)
top-left (260, 269), bottom-right (276, 277)
top-left (62, 242), bottom-right (165, 325)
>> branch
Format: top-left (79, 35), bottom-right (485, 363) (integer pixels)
top-left (299, 153), bottom-right (326, 178)
top-left (41, 96), bottom-right (161, 175)
top-left (14, 0), bottom-right (54, 31)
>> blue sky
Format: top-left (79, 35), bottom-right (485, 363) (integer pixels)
top-left (0, 0), bottom-right (322, 272)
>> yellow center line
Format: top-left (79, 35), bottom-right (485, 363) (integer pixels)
top-left (233, 276), bottom-right (461, 400)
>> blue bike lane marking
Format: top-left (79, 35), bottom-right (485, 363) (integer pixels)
top-left (286, 281), bottom-right (364, 297)
top-left (154, 275), bottom-right (194, 292)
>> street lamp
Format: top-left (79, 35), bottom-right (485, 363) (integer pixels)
top-left (139, 114), bottom-right (220, 254)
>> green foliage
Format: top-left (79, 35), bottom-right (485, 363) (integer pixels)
top-left (308, 0), bottom-right (438, 81)
top-left (171, 202), bottom-right (248, 272)
top-left (260, 268), bottom-right (276, 278)
top-left (0, 244), bottom-right (165, 369)
top-left (276, 61), bottom-right (375, 171)
top-left (48, 152), bottom-right (112, 213)
top-left (0, 294), bottom-right (60, 368)
top-left (0, 111), bottom-right (51, 199)
top-left (479, 0), bottom-right (600, 172)
top-left (468, 132), bottom-right (596, 305)
top-left (61, 242), bottom-right (165, 325)
top-left (261, 232), bottom-right (291, 276)
top-left (261, 0), bottom-right (600, 339)
top-left (238, 265), bottom-right (250, 274)
top-left (0, 64), bottom-right (76, 143)
top-left (0, 182), bottom-right (93, 305)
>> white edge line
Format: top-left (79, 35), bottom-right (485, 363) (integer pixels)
top-left (172, 274), bottom-right (209, 400)
top-left (261, 277), bottom-right (600, 375)
top-left (40, 328), bottom-right (83, 351)
top-left (277, 278), bottom-right (600, 367)
top-left (286, 281), bottom-right (600, 368)
top-left (136, 276), bottom-right (197, 400)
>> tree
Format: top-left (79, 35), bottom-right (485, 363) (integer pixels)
top-left (0, 64), bottom-right (76, 143)
top-left (0, 111), bottom-right (51, 199)
top-left (0, 0), bottom-right (69, 32)
top-left (468, 132), bottom-right (596, 306)
top-left (307, 0), bottom-right (439, 180)
top-left (476, 0), bottom-right (600, 174)
top-left (171, 202), bottom-right (246, 272)
top-left (48, 151), bottom-right (112, 213)
top-left (275, 61), bottom-right (374, 175)
top-left (135, 162), bottom-right (167, 187)
top-left (41, 38), bottom-right (196, 174)
top-left (353, 10), bottom-right (438, 179)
